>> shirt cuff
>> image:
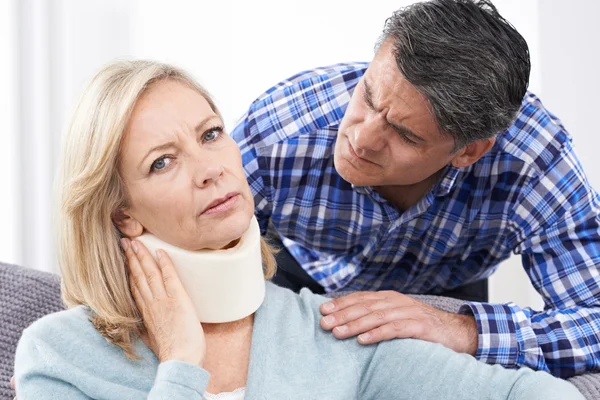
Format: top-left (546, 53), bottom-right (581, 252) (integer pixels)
top-left (459, 302), bottom-right (521, 368)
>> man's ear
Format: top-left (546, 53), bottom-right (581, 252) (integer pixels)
top-left (450, 137), bottom-right (496, 168)
top-left (112, 208), bottom-right (143, 238)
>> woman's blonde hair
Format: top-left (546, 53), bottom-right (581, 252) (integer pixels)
top-left (55, 60), bottom-right (276, 359)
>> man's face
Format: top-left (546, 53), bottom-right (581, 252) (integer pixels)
top-left (335, 40), bottom-right (458, 187)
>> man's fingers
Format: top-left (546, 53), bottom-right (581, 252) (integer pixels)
top-left (10, 375), bottom-right (15, 390)
top-left (320, 291), bottom-right (388, 315)
top-left (357, 319), bottom-right (423, 345)
top-left (327, 306), bottom-right (421, 339)
top-left (320, 300), bottom-right (392, 331)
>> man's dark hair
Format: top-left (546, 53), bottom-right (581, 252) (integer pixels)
top-left (380, 0), bottom-right (530, 149)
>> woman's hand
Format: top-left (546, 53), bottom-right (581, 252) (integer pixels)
top-left (121, 238), bottom-right (206, 367)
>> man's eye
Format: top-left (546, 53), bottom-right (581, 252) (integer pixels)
top-left (398, 133), bottom-right (417, 145)
top-left (150, 156), bottom-right (171, 172)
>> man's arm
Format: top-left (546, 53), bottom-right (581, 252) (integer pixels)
top-left (231, 113), bottom-right (273, 234)
top-left (460, 142), bottom-right (600, 378)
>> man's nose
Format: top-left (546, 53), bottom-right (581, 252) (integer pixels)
top-left (353, 119), bottom-right (386, 154)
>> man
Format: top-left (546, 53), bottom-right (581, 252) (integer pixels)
top-left (231, 0), bottom-right (600, 378)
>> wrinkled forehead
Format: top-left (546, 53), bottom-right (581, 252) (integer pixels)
top-left (119, 80), bottom-right (220, 166)
top-left (365, 52), bottom-right (445, 143)
top-left (126, 82), bottom-right (215, 138)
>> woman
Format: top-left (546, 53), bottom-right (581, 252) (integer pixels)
top-left (13, 60), bottom-right (582, 399)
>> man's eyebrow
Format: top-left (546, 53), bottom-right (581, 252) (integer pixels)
top-left (363, 78), bottom-right (376, 110)
top-left (138, 115), bottom-right (219, 170)
top-left (364, 78), bottom-right (426, 143)
top-left (389, 121), bottom-right (426, 143)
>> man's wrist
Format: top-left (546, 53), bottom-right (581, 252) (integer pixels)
top-left (458, 314), bottom-right (479, 356)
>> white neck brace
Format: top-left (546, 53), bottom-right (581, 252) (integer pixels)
top-left (135, 217), bottom-right (265, 323)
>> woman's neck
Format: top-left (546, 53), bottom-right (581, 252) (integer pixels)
top-left (202, 313), bottom-right (254, 337)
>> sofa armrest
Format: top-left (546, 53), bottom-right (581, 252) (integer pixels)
top-left (0, 262), bottom-right (64, 400)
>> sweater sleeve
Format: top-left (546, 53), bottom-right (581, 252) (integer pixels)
top-left (355, 337), bottom-right (584, 400)
top-left (149, 360), bottom-right (210, 399)
top-left (15, 330), bottom-right (210, 399)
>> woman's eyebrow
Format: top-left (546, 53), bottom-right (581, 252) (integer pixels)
top-left (138, 141), bottom-right (176, 169)
top-left (137, 115), bottom-right (221, 170)
top-left (194, 114), bottom-right (219, 133)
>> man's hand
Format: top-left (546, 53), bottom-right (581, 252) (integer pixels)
top-left (320, 290), bottom-right (479, 355)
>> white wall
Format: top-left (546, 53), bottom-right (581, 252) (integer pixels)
top-left (539, 0), bottom-right (600, 189)
top-left (2, 0), bottom-right (598, 310)
top-left (0, 0), bottom-right (19, 266)
top-left (131, 0), bottom-right (408, 130)
top-left (8, 0), bottom-right (135, 273)
top-left (488, 0), bottom-right (600, 309)
top-left (485, 1), bottom-right (544, 309)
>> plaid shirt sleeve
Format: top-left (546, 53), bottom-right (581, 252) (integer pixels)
top-left (230, 113), bottom-right (273, 235)
top-left (460, 141), bottom-right (600, 378)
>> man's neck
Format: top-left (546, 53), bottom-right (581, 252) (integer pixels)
top-left (374, 169), bottom-right (444, 212)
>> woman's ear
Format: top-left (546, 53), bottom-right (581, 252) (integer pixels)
top-left (112, 209), bottom-right (143, 238)
top-left (450, 137), bottom-right (496, 169)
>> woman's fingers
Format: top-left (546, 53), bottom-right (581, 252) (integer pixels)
top-left (129, 272), bottom-right (146, 314)
top-left (120, 238), bottom-right (205, 366)
top-left (129, 239), bottom-right (167, 299)
top-left (155, 249), bottom-right (185, 299)
top-left (122, 239), bottom-right (152, 302)
top-left (122, 238), bottom-right (184, 309)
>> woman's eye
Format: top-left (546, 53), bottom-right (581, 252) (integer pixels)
top-left (203, 127), bottom-right (223, 142)
top-left (150, 156), bottom-right (171, 172)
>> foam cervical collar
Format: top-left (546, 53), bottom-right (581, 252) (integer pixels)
top-left (135, 217), bottom-right (265, 323)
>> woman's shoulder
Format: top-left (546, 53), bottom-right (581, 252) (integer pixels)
top-left (262, 281), bottom-right (329, 327)
top-left (15, 304), bottom-right (146, 375)
top-left (261, 282), bottom-right (433, 362)
top-left (21, 305), bottom-right (101, 346)
top-left (261, 282), bottom-right (379, 356)
top-left (15, 305), bottom-right (158, 397)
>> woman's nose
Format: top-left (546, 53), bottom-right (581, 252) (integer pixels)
top-left (192, 158), bottom-right (224, 187)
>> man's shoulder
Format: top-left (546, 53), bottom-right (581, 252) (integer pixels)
top-left (495, 91), bottom-right (573, 174)
top-left (238, 63), bottom-right (368, 148)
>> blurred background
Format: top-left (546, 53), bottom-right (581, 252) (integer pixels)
top-left (1, 0), bottom-right (598, 309)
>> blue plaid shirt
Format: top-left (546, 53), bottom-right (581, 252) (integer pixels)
top-left (231, 63), bottom-right (600, 378)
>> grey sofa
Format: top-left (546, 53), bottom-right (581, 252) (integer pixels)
top-left (1, 261), bottom-right (599, 399)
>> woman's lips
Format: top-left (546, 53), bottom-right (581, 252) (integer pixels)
top-left (201, 193), bottom-right (240, 215)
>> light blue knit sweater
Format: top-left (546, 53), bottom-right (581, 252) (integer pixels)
top-left (14, 282), bottom-right (582, 399)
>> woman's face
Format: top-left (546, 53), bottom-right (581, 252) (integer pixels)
top-left (117, 80), bottom-right (254, 250)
